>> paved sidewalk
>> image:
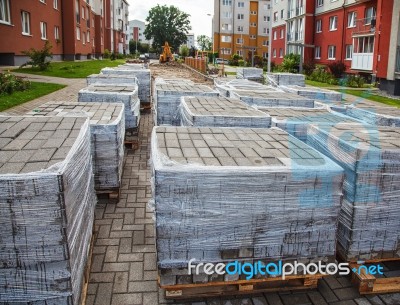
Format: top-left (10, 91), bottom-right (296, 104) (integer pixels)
top-left (86, 111), bottom-right (400, 305)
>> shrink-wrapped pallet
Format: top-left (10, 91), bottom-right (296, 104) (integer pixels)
top-left (214, 78), bottom-right (282, 97)
top-left (281, 85), bottom-right (342, 102)
top-left (87, 73), bottom-right (138, 86)
top-left (236, 67), bottom-right (264, 83)
top-left (265, 73), bottom-right (306, 87)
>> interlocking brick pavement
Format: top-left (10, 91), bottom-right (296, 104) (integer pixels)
top-left (87, 111), bottom-right (400, 305)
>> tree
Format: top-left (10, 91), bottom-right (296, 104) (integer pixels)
top-left (180, 45), bottom-right (189, 58)
top-left (189, 46), bottom-right (197, 57)
top-left (129, 40), bottom-right (141, 54)
top-left (144, 5), bottom-right (191, 52)
top-left (197, 35), bottom-right (212, 51)
top-left (20, 41), bottom-right (53, 71)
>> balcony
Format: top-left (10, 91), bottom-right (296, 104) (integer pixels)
top-left (396, 46), bottom-right (400, 73)
top-left (352, 18), bottom-right (376, 36)
top-left (351, 53), bottom-right (373, 71)
top-left (296, 7), bottom-right (304, 16)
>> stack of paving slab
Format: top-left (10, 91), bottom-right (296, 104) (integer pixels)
top-left (27, 101), bottom-right (125, 191)
top-left (259, 107), bottom-right (362, 141)
top-left (78, 85), bottom-right (140, 130)
top-left (100, 65), bottom-right (151, 103)
top-left (151, 126), bottom-right (344, 284)
top-left (306, 124), bottom-right (400, 261)
top-left (179, 96), bottom-right (271, 128)
top-left (231, 90), bottom-right (315, 108)
top-left (87, 73), bottom-right (138, 87)
top-left (265, 72), bottom-right (306, 87)
top-left (0, 116), bottom-right (96, 304)
top-left (236, 67), bottom-right (264, 83)
top-left (153, 78), bottom-right (195, 98)
top-left (281, 85), bottom-right (342, 102)
top-left (330, 105), bottom-right (400, 127)
top-left (214, 78), bottom-right (282, 97)
top-left (154, 83), bottom-right (219, 126)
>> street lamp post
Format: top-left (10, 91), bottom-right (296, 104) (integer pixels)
top-left (267, 1), bottom-right (273, 72)
top-left (207, 13), bottom-right (215, 65)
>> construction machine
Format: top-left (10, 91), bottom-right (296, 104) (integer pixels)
top-left (159, 42), bottom-right (174, 63)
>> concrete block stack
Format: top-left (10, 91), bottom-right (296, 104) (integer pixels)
top-left (231, 90), bottom-right (315, 108)
top-left (259, 107), bottom-right (361, 141)
top-left (151, 126), bottom-right (344, 284)
top-left (265, 73), bottom-right (306, 87)
top-left (0, 116), bottom-right (96, 304)
top-left (153, 78), bottom-right (195, 99)
top-left (86, 73), bottom-right (138, 86)
top-left (154, 83), bottom-right (219, 126)
top-left (236, 67), bottom-right (264, 83)
top-left (27, 101), bottom-right (125, 191)
top-left (330, 105), bottom-right (400, 127)
top-left (214, 78), bottom-right (281, 97)
top-left (101, 66), bottom-right (151, 103)
top-left (78, 85), bottom-right (140, 130)
top-left (306, 124), bottom-right (400, 261)
top-left (281, 85), bottom-right (342, 102)
top-left (179, 96), bottom-right (270, 128)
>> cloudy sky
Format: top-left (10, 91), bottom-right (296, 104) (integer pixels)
top-left (127, 0), bottom-right (214, 38)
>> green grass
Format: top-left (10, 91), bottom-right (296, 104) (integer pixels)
top-left (225, 71), bottom-right (236, 75)
top-left (13, 59), bottom-right (126, 78)
top-left (305, 80), bottom-right (340, 88)
top-left (336, 89), bottom-right (400, 108)
top-left (0, 82), bottom-right (66, 112)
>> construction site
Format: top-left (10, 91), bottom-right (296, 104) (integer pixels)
top-left (1, 61), bottom-right (400, 305)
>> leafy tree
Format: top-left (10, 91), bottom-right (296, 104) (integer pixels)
top-left (20, 41), bottom-right (53, 71)
top-left (180, 45), bottom-right (189, 57)
top-left (129, 40), bottom-right (150, 54)
top-left (197, 35), bottom-right (212, 51)
top-left (189, 46), bottom-right (197, 57)
top-left (144, 5), bottom-right (191, 52)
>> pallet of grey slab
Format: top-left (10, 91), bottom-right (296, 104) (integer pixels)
top-left (231, 90), bottom-right (315, 108)
top-left (179, 96), bottom-right (270, 128)
top-left (259, 107), bottom-right (362, 141)
top-left (26, 101), bottom-right (125, 194)
top-left (0, 116), bottom-right (96, 304)
top-left (78, 85), bottom-right (140, 130)
top-left (236, 67), bottom-right (264, 83)
top-left (281, 85), bottom-right (342, 102)
top-left (153, 78), bottom-right (195, 100)
top-left (154, 83), bottom-right (219, 126)
top-left (151, 126), bottom-right (344, 289)
top-left (306, 123), bottom-right (400, 262)
top-left (265, 73), bottom-right (306, 87)
top-left (214, 78), bottom-right (282, 97)
top-left (87, 73), bottom-right (139, 87)
top-left (101, 66), bottom-right (151, 103)
top-left (330, 105), bottom-right (400, 127)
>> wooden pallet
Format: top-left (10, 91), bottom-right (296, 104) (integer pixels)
top-left (80, 235), bottom-right (94, 305)
top-left (96, 188), bottom-right (120, 200)
top-left (140, 102), bottom-right (152, 113)
top-left (124, 139), bottom-right (140, 150)
top-left (160, 273), bottom-right (325, 300)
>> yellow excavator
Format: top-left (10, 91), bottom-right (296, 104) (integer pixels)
top-left (159, 41), bottom-right (174, 63)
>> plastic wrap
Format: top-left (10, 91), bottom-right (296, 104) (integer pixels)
top-left (100, 67), bottom-right (151, 103)
top-left (259, 107), bottom-right (363, 141)
top-left (151, 126), bottom-right (344, 271)
top-left (87, 73), bottom-right (138, 87)
top-left (306, 123), bottom-right (400, 261)
top-left (214, 78), bottom-right (282, 97)
top-left (27, 101), bottom-right (125, 191)
top-left (78, 85), bottom-right (140, 129)
top-left (179, 96), bottom-right (271, 128)
top-left (265, 73), bottom-right (306, 87)
top-left (154, 83), bottom-right (219, 126)
top-left (236, 68), bottom-right (264, 83)
top-left (330, 105), bottom-right (400, 127)
top-left (231, 90), bottom-right (315, 108)
top-left (153, 78), bottom-right (196, 100)
top-left (281, 85), bottom-right (342, 102)
top-left (0, 116), bottom-right (97, 304)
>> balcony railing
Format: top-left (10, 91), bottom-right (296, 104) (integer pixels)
top-left (352, 17), bottom-right (376, 36)
top-left (351, 53), bottom-right (373, 71)
top-left (288, 7), bottom-right (304, 19)
top-left (76, 13), bottom-right (80, 24)
top-left (296, 7), bottom-right (304, 15)
top-left (396, 46), bottom-right (400, 73)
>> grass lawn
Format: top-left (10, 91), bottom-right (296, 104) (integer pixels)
top-left (0, 82), bottom-right (66, 112)
top-left (336, 89), bottom-right (400, 108)
top-left (13, 59), bottom-right (126, 78)
top-left (305, 80), bottom-right (340, 88)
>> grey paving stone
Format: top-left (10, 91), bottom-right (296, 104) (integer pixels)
top-left (355, 298), bottom-right (373, 305)
top-left (281, 293), bottom-right (312, 305)
top-left (308, 291), bottom-right (328, 305)
top-left (318, 278), bottom-right (339, 303)
top-left (95, 282), bottom-right (113, 305)
top-left (264, 293), bottom-right (284, 305)
top-left (111, 293), bottom-right (143, 305)
top-left (334, 287), bottom-right (361, 301)
top-left (378, 293), bottom-right (400, 305)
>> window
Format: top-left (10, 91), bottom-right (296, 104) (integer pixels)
top-left (329, 16), bottom-right (337, 31)
top-left (237, 50), bottom-right (243, 56)
top-left (76, 27), bottom-right (80, 40)
top-left (365, 7), bottom-right (376, 25)
top-left (39, 0), bottom-right (46, 3)
top-left (279, 48), bottom-right (283, 58)
top-left (87, 31), bottom-right (90, 43)
top-left (221, 35), bottom-right (232, 42)
top-left (21, 11), bottom-right (31, 35)
top-left (262, 40), bottom-right (268, 46)
top-left (345, 45), bottom-right (353, 59)
top-left (263, 28), bottom-right (267, 34)
top-left (238, 1), bottom-right (244, 7)
top-left (250, 11), bottom-right (257, 15)
top-left (316, 19), bottom-right (322, 32)
top-left (0, 0), bottom-right (11, 24)
top-left (237, 14), bottom-right (244, 20)
top-left (221, 48), bottom-right (231, 55)
top-left (54, 26), bottom-right (60, 39)
top-left (273, 49), bottom-right (276, 58)
top-left (274, 12), bottom-right (278, 22)
top-left (222, 0), bottom-right (232, 6)
top-left (347, 12), bottom-right (356, 28)
top-left (75, 0), bottom-right (80, 23)
top-left (317, 0), bottom-right (323, 7)
top-left (315, 46), bottom-right (321, 59)
top-left (250, 22), bottom-right (257, 27)
top-left (82, 7), bottom-right (85, 19)
top-left (280, 29), bottom-right (284, 38)
top-left (273, 31), bottom-right (277, 40)
top-left (223, 11), bottom-right (232, 18)
top-left (262, 52), bottom-right (268, 59)
top-left (281, 10), bottom-right (284, 19)
top-left (354, 36), bottom-right (374, 53)
top-left (250, 35), bottom-right (256, 39)
top-left (237, 25), bottom-right (243, 32)
top-left (40, 22), bottom-right (47, 39)
top-left (222, 23), bottom-right (232, 31)
top-left (53, 0), bottom-right (58, 9)
top-left (236, 38), bottom-right (243, 44)
top-left (82, 32), bottom-right (86, 44)
top-left (328, 45), bottom-right (336, 59)
top-left (263, 16), bottom-right (267, 22)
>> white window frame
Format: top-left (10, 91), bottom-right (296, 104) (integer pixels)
top-left (81, 6), bottom-right (85, 19)
top-left (328, 45), bottom-right (336, 60)
top-left (21, 11), bottom-right (31, 35)
top-left (250, 35), bottom-right (256, 39)
top-left (250, 11), bottom-right (257, 15)
top-left (53, 0), bottom-right (58, 10)
top-left (87, 31), bottom-right (90, 43)
top-left (347, 11), bottom-right (356, 28)
top-left (237, 50), bottom-right (243, 56)
top-left (0, 0), bottom-right (11, 24)
top-left (221, 35), bottom-right (232, 43)
top-left (222, 0), bottom-right (232, 6)
top-left (40, 21), bottom-right (47, 39)
top-left (281, 10), bottom-right (284, 19)
top-left (222, 23), bottom-right (232, 31)
top-left (250, 22), bottom-right (257, 27)
top-left (39, 0), bottom-right (46, 3)
top-left (317, 0), bottom-right (323, 7)
top-left (280, 29), bottom-right (284, 39)
top-left (54, 25), bottom-right (60, 39)
top-left (221, 48), bottom-right (231, 55)
top-left (279, 48), bottom-right (283, 58)
top-left (365, 7), bottom-right (376, 25)
top-left (238, 2), bottom-right (244, 7)
top-left (273, 49), bottom-right (276, 58)
top-left (236, 38), bottom-right (243, 44)
top-left (76, 27), bottom-right (81, 40)
top-left (237, 25), bottom-right (243, 32)
top-left (315, 46), bottom-right (321, 59)
top-left (262, 52), bottom-right (268, 59)
top-left (237, 13), bottom-right (244, 20)
top-left (329, 16), bottom-right (338, 31)
top-left (274, 12), bottom-right (278, 22)
top-left (263, 28), bottom-right (267, 34)
top-left (345, 45), bottom-right (353, 60)
top-left (83, 31), bottom-right (86, 44)
top-left (273, 31), bottom-right (277, 40)
top-left (262, 40), bottom-right (268, 46)
top-left (316, 19), bottom-right (322, 33)
top-left (223, 11), bottom-right (232, 18)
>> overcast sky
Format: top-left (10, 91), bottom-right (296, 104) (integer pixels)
top-left (127, 0), bottom-right (214, 38)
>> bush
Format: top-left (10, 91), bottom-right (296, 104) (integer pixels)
top-left (0, 72), bottom-right (31, 94)
top-left (116, 53), bottom-right (125, 59)
top-left (253, 55), bottom-right (263, 68)
top-left (302, 60), bottom-right (316, 76)
top-left (238, 59), bottom-right (245, 67)
top-left (110, 52), bottom-right (116, 61)
top-left (228, 54), bottom-right (242, 66)
top-left (20, 41), bottom-right (53, 71)
top-left (327, 61), bottom-right (346, 78)
top-left (340, 75), bottom-right (366, 88)
top-left (307, 66), bottom-right (338, 85)
top-left (279, 53), bottom-right (300, 73)
top-left (103, 49), bottom-right (111, 59)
